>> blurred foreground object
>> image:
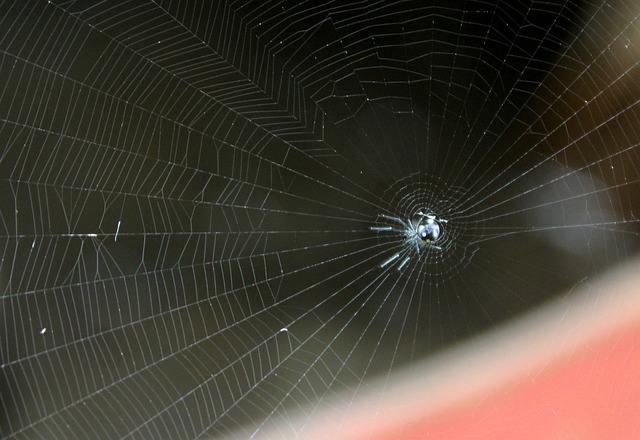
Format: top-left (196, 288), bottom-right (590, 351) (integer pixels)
top-left (251, 257), bottom-right (640, 440)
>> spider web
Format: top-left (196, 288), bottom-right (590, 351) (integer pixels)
top-left (1, 0), bottom-right (639, 438)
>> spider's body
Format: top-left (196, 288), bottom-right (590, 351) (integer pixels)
top-left (371, 211), bottom-right (446, 270)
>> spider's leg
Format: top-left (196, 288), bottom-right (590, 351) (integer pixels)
top-left (376, 214), bottom-right (414, 235)
top-left (369, 226), bottom-right (393, 231)
top-left (379, 214), bottom-right (404, 224)
top-left (380, 252), bottom-right (400, 268)
top-left (397, 256), bottom-right (410, 270)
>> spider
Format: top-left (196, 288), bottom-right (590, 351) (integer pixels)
top-left (370, 211), bottom-right (447, 270)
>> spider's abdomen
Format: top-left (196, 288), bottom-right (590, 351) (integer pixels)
top-left (418, 219), bottom-right (440, 242)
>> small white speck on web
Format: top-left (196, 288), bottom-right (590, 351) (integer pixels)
top-left (39, 328), bottom-right (46, 335)
top-left (280, 328), bottom-right (288, 333)
top-left (115, 220), bottom-right (121, 242)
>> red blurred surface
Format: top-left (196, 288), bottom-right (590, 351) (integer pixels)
top-left (365, 323), bottom-right (640, 440)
